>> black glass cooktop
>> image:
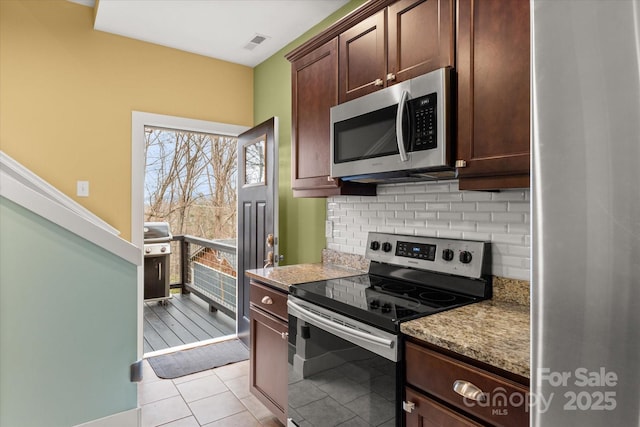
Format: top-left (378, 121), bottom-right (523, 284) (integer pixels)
top-left (289, 274), bottom-right (479, 333)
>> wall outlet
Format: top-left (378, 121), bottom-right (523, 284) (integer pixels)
top-left (77, 180), bottom-right (89, 197)
top-left (325, 220), bottom-right (333, 238)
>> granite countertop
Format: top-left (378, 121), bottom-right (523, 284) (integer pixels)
top-left (245, 263), bottom-right (365, 292)
top-left (401, 299), bottom-right (530, 378)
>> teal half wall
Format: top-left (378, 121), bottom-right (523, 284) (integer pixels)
top-left (254, 0), bottom-right (366, 265)
top-left (0, 197), bottom-right (138, 427)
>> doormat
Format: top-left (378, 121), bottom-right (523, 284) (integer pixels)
top-left (147, 339), bottom-right (248, 379)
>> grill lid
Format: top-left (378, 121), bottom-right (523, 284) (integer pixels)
top-left (143, 222), bottom-right (172, 243)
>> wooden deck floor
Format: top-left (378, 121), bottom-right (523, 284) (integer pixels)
top-left (143, 292), bottom-right (235, 353)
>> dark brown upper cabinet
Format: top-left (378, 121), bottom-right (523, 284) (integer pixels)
top-left (289, 38), bottom-right (376, 197)
top-left (456, 0), bottom-right (531, 190)
top-left (339, 0), bottom-right (454, 103)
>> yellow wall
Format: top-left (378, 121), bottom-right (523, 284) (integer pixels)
top-left (0, 0), bottom-right (253, 241)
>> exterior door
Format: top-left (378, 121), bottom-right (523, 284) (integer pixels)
top-left (237, 117), bottom-right (279, 347)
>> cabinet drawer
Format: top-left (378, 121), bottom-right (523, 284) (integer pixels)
top-left (250, 281), bottom-right (287, 320)
top-left (406, 342), bottom-right (529, 427)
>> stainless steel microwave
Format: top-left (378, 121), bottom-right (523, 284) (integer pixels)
top-left (330, 67), bottom-right (454, 183)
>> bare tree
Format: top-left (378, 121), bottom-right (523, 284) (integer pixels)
top-left (144, 127), bottom-right (238, 240)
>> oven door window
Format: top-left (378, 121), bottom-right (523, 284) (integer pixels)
top-left (287, 315), bottom-right (397, 426)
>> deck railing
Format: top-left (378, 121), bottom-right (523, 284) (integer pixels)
top-left (170, 235), bottom-right (237, 318)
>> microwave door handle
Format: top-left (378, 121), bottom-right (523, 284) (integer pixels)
top-left (396, 90), bottom-right (410, 162)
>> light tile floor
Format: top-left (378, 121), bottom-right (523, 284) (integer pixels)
top-left (139, 359), bottom-right (283, 426)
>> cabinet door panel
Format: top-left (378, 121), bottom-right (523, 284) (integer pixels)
top-left (456, 0), bottom-right (530, 188)
top-left (405, 387), bottom-right (483, 427)
top-left (292, 39), bottom-right (339, 191)
top-left (250, 305), bottom-right (287, 424)
top-left (339, 10), bottom-right (386, 103)
top-left (388, 0), bottom-right (454, 83)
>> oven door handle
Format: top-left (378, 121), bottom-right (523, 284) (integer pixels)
top-left (287, 299), bottom-right (394, 349)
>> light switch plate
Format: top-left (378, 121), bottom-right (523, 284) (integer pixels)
top-left (325, 220), bottom-right (333, 238)
top-left (77, 180), bottom-right (89, 197)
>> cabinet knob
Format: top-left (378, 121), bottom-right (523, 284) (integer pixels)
top-left (281, 332), bottom-right (289, 340)
top-left (453, 380), bottom-right (487, 402)
top-left (374, 78), bottom-right (384, 87)
top-left (386, 73), bottom-right (396, 82)
top-left (261, 296), bottom-right (273, 305)
top-left (402, 401), bottom-right (416, 413)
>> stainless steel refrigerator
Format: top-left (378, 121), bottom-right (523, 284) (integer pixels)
top-left (532, 0), bottom-right (640, 425)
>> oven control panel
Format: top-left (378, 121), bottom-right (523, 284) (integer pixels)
top-left (365, 232), bottom-right (489, 279)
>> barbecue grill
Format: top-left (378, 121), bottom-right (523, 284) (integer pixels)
top-left (143, 222), bottom-right (172, 303)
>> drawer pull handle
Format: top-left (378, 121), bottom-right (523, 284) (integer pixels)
top-left (261, 296), bottom-right (273, 305)
top-left (453, 380), bottom-right (487, 402)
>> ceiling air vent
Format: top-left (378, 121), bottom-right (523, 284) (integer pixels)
top-left (244, 34), bottom-right (270, 51)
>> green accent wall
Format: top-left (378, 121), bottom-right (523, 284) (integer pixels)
top-left (0, 197), bottom-right (138, 427)
top-left (254, 0), bottom-right (367, 265)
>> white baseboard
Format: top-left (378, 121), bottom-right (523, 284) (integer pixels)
top-left (73, 407), bottom-right (140, 427)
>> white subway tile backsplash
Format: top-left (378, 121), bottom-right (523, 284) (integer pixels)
top-left (451, 203), bottom-right (478, 212)
top-left (477, 222), bottom-right (508, 233)
top-left (478, 202), bottom-right (507, 212)
top-left (327, 182), bottom-right (531, 280)
top-left (492, 212), bottom-right (525, 223)
top-left (385, 203), bottom-right (405, 211)
top-left (508, 223), bottom-right (531, 234)
top-left (491, 191), bottom-right (527, 201)
top-left (437, 230), bottom-right (464, 239)
top-left (415, 211), bottom-right (439, 220)
top-left (396, 211), bottom-right (416, 219)
top-left (396, 195), bottom-right (416, 202)
top-left (425, 183), bottom-right (451, 193)
top-left (437, 192), bottom-right (463, 202)
top-left (427, 202), bottom-right (451, 211)
top-left (437, 212), bottom-right (463, 221)
top-left (462, 231), bottom-right (492, 241)
top-left (426, 219), bottom-right (450, 228)
top-left (463, 212), bottom-right (492, 221)
top-left (405, 202), bottom-right (427, 211)
top-left (461, 191), bottom-right (492, 201)
top-left (414, 193), bottom-right (439, 202)
top-left (449, 221), bottom-right (477, 231)
top-left (508, 202), bottom-right (530, 212)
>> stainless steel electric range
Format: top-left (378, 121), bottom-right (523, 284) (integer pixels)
top-left (287, 232), bottom-right (491, 427)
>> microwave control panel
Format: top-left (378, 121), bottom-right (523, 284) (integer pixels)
top-left (409, 93), bottom-right (437, 151)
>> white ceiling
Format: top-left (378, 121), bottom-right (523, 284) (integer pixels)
top-left (82, 0), bottom-right (349, 67)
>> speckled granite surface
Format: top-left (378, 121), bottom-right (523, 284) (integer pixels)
top-left (322, 249), bottom-right (370, 271)
top-left (245, 263), bottom-right (365, 292)
top-left (493, 276), bottom-right (530, 306)
top-left (401, 300), bottom-right (530, 378)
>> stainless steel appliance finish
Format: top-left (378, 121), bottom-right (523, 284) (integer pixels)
top-left (287, 233), bottom-right (491, 426)
top-left (532, 1), bottom-right (640, 425)
top-left (143, 221), bottom-right (172, 302)
top-left (330, 68), bottom-right (454, 183)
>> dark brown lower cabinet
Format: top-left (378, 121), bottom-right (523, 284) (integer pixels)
top-left (404, 340), bottom-right (530, 427)
top-left (249, 281), bottom-right (288, 425)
